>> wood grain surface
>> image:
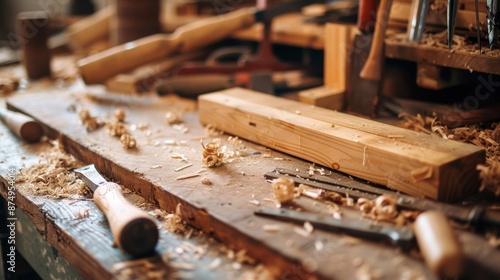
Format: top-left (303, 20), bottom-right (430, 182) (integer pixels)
top-left (198, 88), bottom-right (485, 202)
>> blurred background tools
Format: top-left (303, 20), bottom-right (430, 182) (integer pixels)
top-left (447, 0), bottom-right (459, 49)
top-left (407, 0), bottom-right (430, 42)
top-left (0, 107), bottom-right (43, 143)
top-left (487, 0), bottom-right (499, 49)
top-left (77, 0), bottom-right (323, 85)
top-left (16, 11), bottom-right (52, 79)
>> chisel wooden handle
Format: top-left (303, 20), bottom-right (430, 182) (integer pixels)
top-left (93, 182), bottom-right (158, 256)
top-left (78, 8), bottom-right (256, 84)
top-left (414, 211), bottom-right (464, 278)
top-left (359, 0), bottom-right (393, 80)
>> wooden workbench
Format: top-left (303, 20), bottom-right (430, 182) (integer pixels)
top-left (1, 56), bottom-right (499, 280)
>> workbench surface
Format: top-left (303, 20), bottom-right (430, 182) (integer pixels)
top-left (1, 56), bottom-right (499, 280)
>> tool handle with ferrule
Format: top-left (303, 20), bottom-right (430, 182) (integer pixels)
top-left (359, 0), bottom-right (393, 81)
top-left (77, 8), bottom-right (255, 84)
top-left (93, 182), bottom-right (158, 256)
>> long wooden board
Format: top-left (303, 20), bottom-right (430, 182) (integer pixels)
top-left (198, 88), bottom-right (485, 202)
top-left (6, 89), bottom-right (435, 279)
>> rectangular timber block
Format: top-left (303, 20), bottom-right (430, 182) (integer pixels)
top-left (198, 88), bottom-right (485, 202)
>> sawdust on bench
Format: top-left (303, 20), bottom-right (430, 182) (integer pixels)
top-left (400, 113), bottom-right (500, 195)
top-left (15, 139), bottom-right (88, 198)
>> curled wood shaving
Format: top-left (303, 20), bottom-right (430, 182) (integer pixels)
top-left (204, 123), bottom-right (224, 137)
top-left (73, 209), bottom-right (90, 220)
top-left (113, 108), bottom-right (126, 122)
top-left (356, 195), bottom-right (410, 226)
top-left (78, 108), bottom-right (103, 131)
top-left (201, 139), bottom-right (224, 167)
top-left (120, 134), bottom-right (137, 149)
top-left (16, 140), bottom-right (88, 198)
top-left (164, 111), bottom-right (182, 125)
top-left (272, 177), bottom-right (295, 205)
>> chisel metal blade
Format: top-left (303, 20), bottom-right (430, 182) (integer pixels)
top-left (487, 0), bottom-right (498, 49)
top-left (447, 0), bottom-right (459, 49)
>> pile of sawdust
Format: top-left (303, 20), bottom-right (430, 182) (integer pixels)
top-left (16, 140), bottom-right (89, 198)
top-left (400, 113), bottom-right (500, 195)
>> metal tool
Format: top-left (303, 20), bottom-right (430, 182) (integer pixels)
top-left (487, 0), bottom-right (499, 49)
top-left (74, 164), bottom-right (159, 256)
top-left (0, 108), bottom-right (43, 143)
top-left (265, 168), bottom-right (500, 229)
top-left (78, 0), bottom-right (322, 84)
top-left (407, 0), bottom-right (430, 42)
top-left (255, 207), bottom-right (415, 250)
top-left (447, 0), bottom-right (459, 49)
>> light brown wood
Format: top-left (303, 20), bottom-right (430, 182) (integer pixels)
top-left (67, 6), bottom-right (114, 53)
top-left (0, 108), bottom-right (43, 143)
top-left (298, 86), bottom-right (344, 110)
top-left (78, 8), bottom-right (256, 84)
top-left (105, 50), bottom-right (208, 93)
top-left (360, 0), bottom-right (393, 81)
top-left (324, 23), bottom-right (358, 90)
top-left (93, 182), bottom-right (158, 256)
top-left (414, 211), bottom-right (464, 278)
top-left (198, 88), bottom-right (485, 202)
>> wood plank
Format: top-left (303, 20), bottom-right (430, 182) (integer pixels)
top-left (198, 88), bottom-right (485, 202)
top-left (5, 90), bottom-right (435, 279)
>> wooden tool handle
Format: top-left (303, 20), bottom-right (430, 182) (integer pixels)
top-left (359, 0), bottom-right (393, 80)
top-left (414, 211), bottom-right (464, 278)
top-left (67, 5), bottom-right (113, 52)
top-left (78, 34), bottom-right (171, 84)
top-left (173, 8), bottom-right (255, 53)
top-left (0, 109), bottom-right (43, 143)
top-left (93, 182), bottom-right (158, 256)
top-left (78, 8), bottom-right (255, 84)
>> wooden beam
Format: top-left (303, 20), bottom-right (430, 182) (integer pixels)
top-left (198, 88), bottom-right (485, 202)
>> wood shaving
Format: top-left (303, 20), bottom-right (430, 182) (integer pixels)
top-left (355, 264), bottom-right (384, 280)
top-left (175, 163), bottom-right (193, 172)
top-left (272, 177), bottom-right (295, 205)
top-left (16, 140), bottom-right (88, 198)
top-left (164, 203), bottom-right (190, 234)
top-left (400, 113), bottom-right (500, 195)
top-left (262, 224), bottom-right (281, 232)
top-left (120, 134), bottom-right (137, 149)
top-left (112, 257), bottom-right (168, 280)
top-left (164, 111), bottom-right (182, 125)
top-left (201, 139), bottom-right (224, 167)
top-left (176, 173), bottom-right (200, 180)
top-left (0, 75), bottom-right (19, 95)
top-left (356, 195), bottom-right (410, 226)
top-left (201, 177), bottom-right (212, 185)
top-left (248, 199), bottom-right (260, 206)
top-left (78, 108), bottom-right (103, 131)
top-left (107, 121), bottom-right (128, 137)
top-left (113, 108), bottom-right (126, 122)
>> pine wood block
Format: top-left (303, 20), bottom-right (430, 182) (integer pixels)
top-left (298, 86), bottom-right (343, 110)
top-left (198, 88), bottom-right (485, 202)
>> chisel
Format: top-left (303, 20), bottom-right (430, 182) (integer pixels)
top-left (487, 0), bottom-right (499, 49)
top-left (447, 0), bottom-right (459, 49)
top-left (74, 164), bottom-right (158, 256)
top-left (77, 0), bottom-right (321, 84)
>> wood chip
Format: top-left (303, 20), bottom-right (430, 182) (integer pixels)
top-left (248, 199), bottom-right (260, 206)
top-left (176, 173), bottom-right (201, 180)
top-left (262, 224), bottom-right (281, 232)
top-left (175, 163), bottom-right (193, 172)
top-left (208, 258), bottom-right (221, 270)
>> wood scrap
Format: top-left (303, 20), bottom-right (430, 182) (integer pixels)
top-left (199, 88), bottom-right (485, 202)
